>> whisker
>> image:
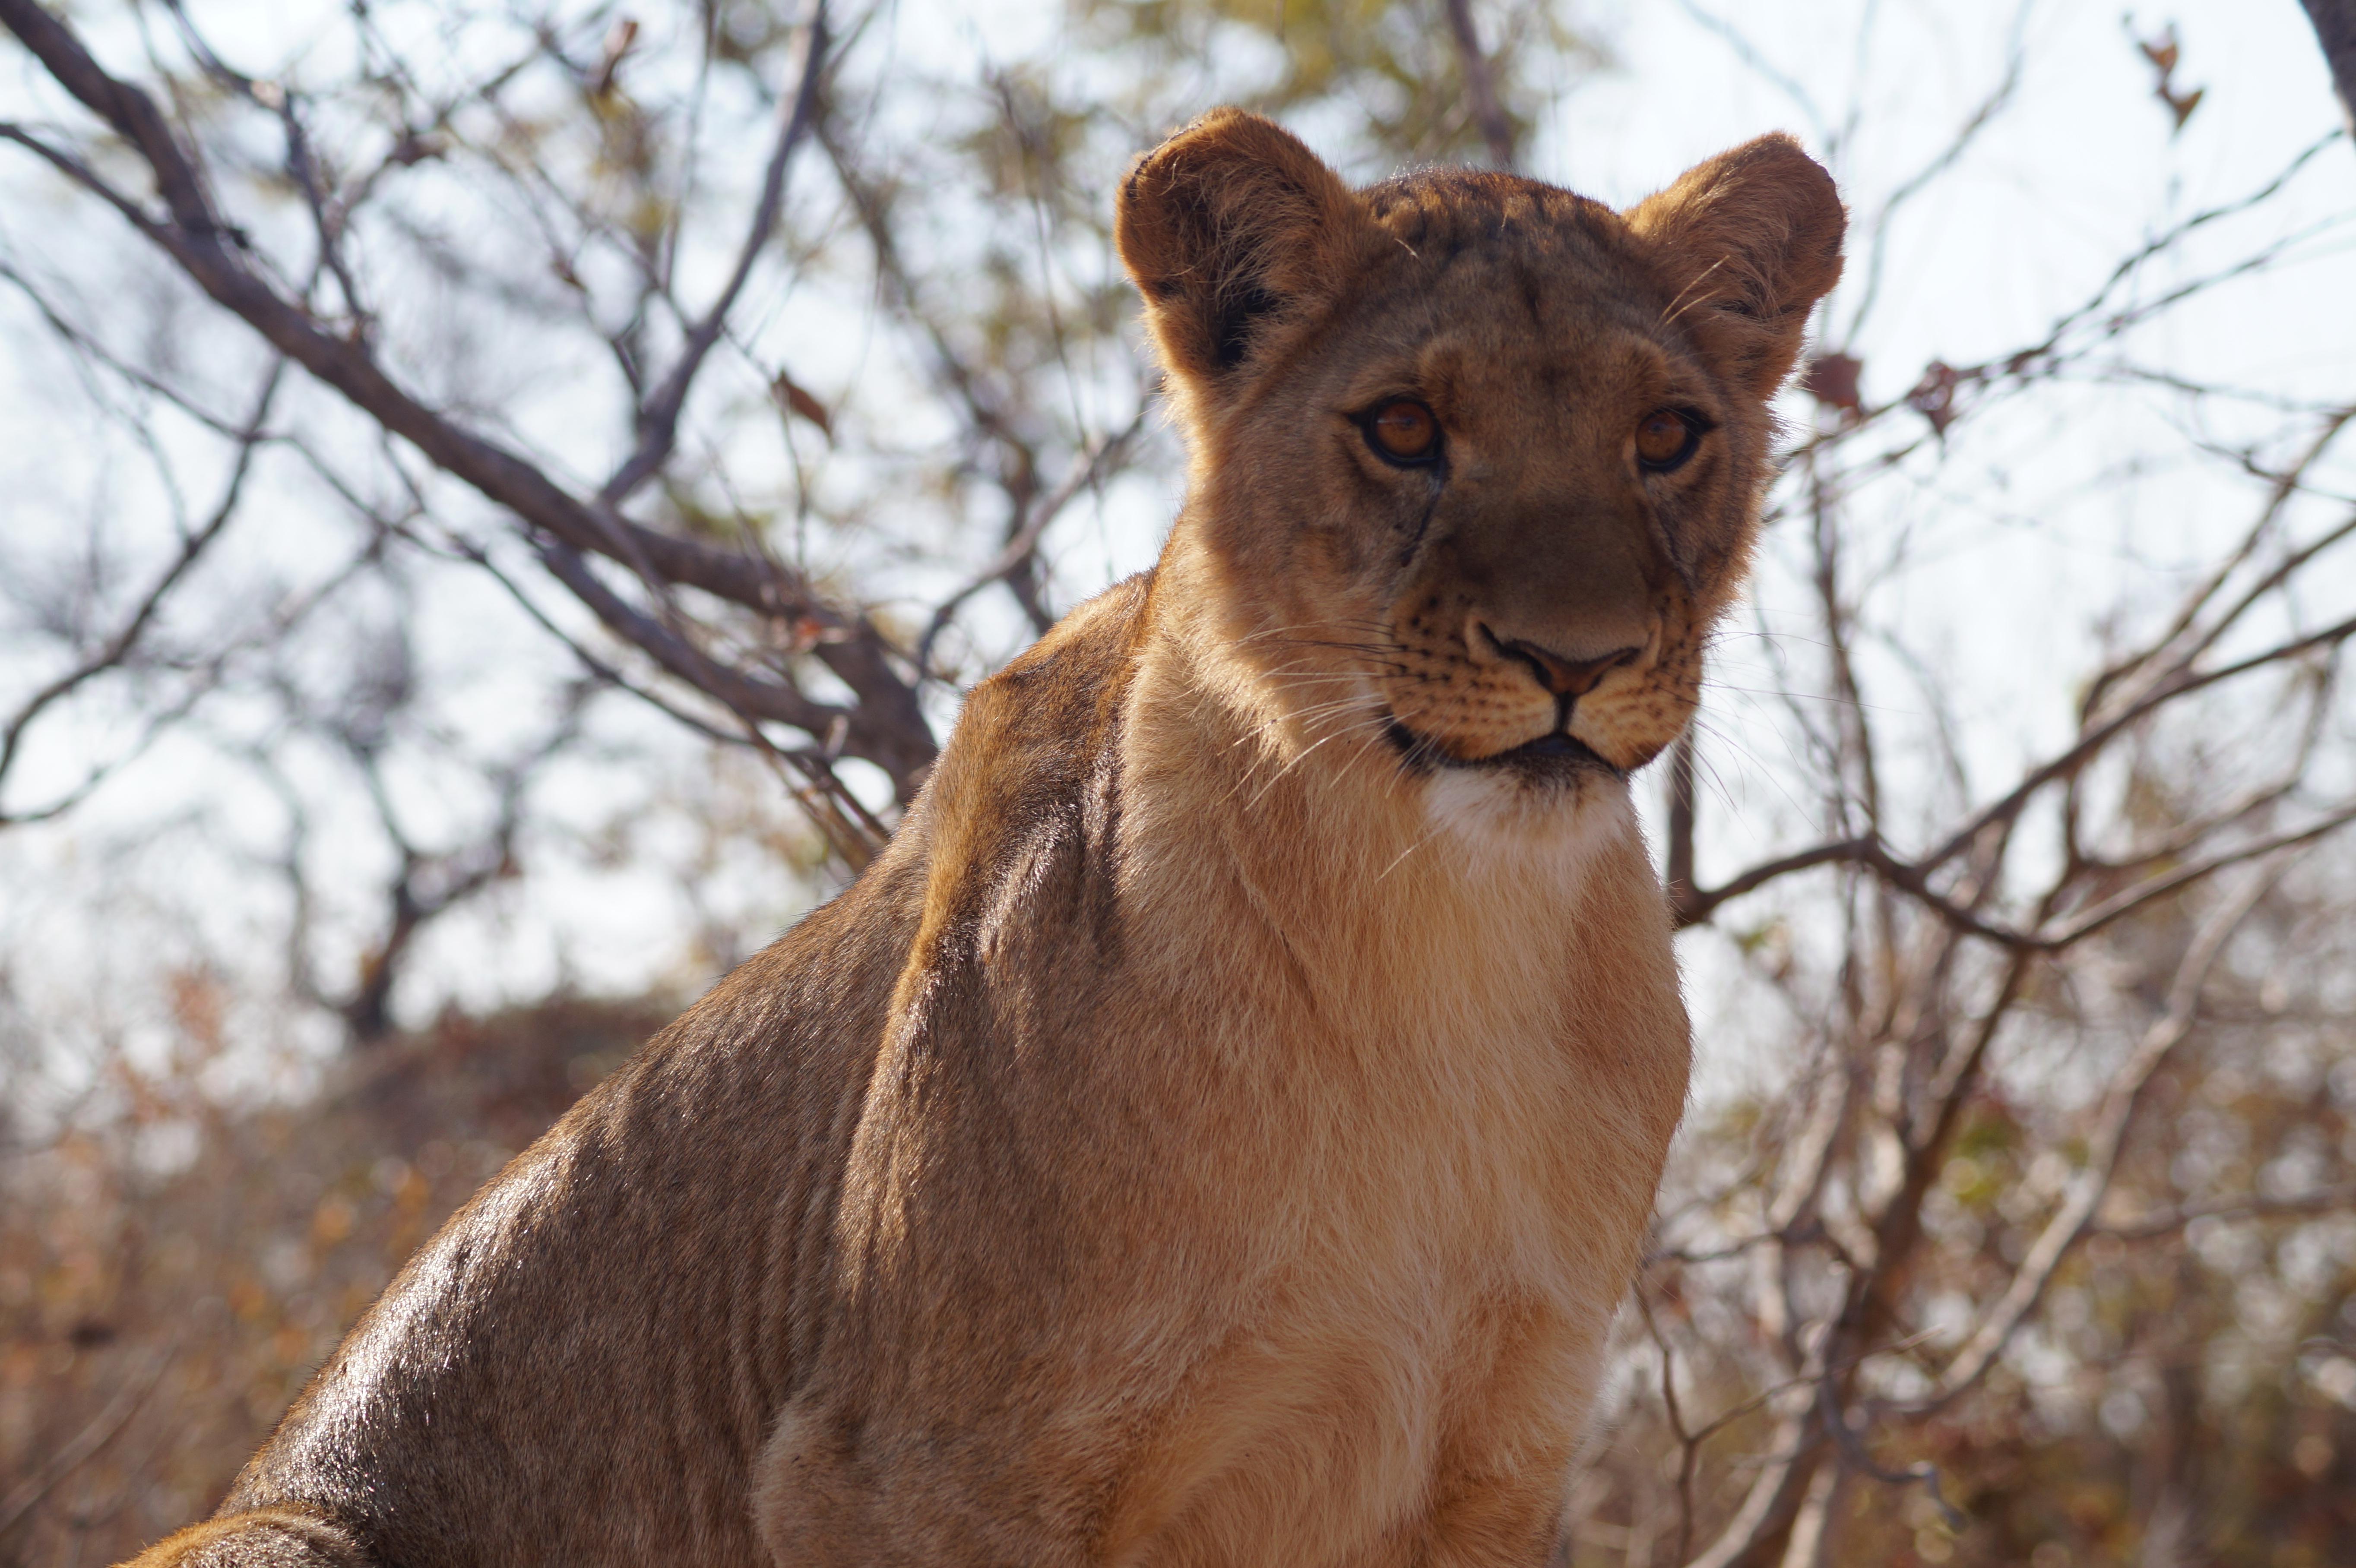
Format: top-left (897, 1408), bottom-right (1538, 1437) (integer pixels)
top-left (1235, 616), bottom-right (1404, 649)
top-left (1375, 816), bottom-right (1451, 884)
top-left (1246, 717), bottom-right (1393, 806)
top-left (1700, 679), bottom-right (1913, 716)
top-left (1683, 715), bottom-right (1815, 823)
top-left (1659, 257), bottom-right (1730, 331)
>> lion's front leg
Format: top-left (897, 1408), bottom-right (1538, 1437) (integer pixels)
top-left (752, 1394), bottom-right (1110, 1568)
top-left (1412, 1303), bottom-right (1604, 1568)
top-left (1412, 1473), bottom-right (1574, 1568)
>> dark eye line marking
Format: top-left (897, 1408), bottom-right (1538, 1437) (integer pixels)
top-left (1638, 407), bottom-right (1713, 475)
top-left (1399, 484), bottom-right (1445, 567)
top-left (1355, 398), bottom-right (1444, 468)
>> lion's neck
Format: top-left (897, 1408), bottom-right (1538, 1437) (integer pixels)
top-left (1112, 551), bottom-right (1659, 1049)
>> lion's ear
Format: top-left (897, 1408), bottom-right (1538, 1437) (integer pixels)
top-left (1624, 135), bottom-right (1846, 398)
top-left (1117, 108), bottom-right (1369, 402)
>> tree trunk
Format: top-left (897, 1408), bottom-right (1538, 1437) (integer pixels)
top-left (2303, 0), bottom-right (2356, 135)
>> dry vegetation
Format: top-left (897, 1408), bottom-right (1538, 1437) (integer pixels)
top-left (4, 0), bottom-right (2356, 1564)
top-left (2, 997), bottom-right (669, 1565)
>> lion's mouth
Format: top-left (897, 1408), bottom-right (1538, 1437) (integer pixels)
top-left (1381, 719), bottom-right (1622, 779)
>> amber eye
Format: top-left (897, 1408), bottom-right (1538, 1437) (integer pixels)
top-left (1635, 408), bottom-right (1700, 472)
top-left (1365, 400), bottom-right (1441, 465)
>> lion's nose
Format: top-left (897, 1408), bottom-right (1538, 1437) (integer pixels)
top-left (1488, 630), bottom-right (1640, 697)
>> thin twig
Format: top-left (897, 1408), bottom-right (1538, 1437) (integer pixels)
top-left (0, 1344), bottom-right (178, 1540)
top-left (914, 411), bottom-right (1148, 678)
top-left (1442, 0), bottom-right (1518, 170)
top-left (0, 358), bottom-right (285, 820)
top-left (1916, 864), bottom-right (2283, 1407)
top-left (601, 2), bottom-right (830, 504)
top-left (0, 0), bottom-right (937, 795)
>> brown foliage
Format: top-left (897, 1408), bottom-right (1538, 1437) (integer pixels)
top-left (0, 999), bottom-right (665, 1565)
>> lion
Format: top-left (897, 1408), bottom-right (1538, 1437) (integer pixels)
top-left (124, 109), bottom-right (1841, 1567)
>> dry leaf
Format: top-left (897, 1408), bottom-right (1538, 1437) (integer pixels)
top-left (2134, 23), bottom-right (2202, 135)
top-left (1907, 360), bottom-right (1963, 436)
top-left (592, 18), bottom-right (640, 97)
top-left (1804, 352), bottom-right (1864, 413)
top-left (772, 372), bottom-right (833, 439)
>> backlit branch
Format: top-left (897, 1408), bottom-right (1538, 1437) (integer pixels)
top-left (0, 0), bottom-right (937, 801)
top-left (0, 357), bottom-right (284, 824)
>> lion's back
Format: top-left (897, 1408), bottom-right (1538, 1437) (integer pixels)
top-left (209, 855), bottom-right (923, 1565)
top-left (195, 576), bottom-right (1163, 1567)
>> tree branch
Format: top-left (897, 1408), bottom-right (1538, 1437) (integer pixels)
top-left (1442, 0), bottom-right (1517, 170)
top-left (915, 410), bottom-right (1146, 677)
top-left (2096, 1182), bottom-right (2356, 1240)
top-left (600, 2), bottom-right (829, 504)
top-left (1916, 866), bottom-right (2280, 1407)
top-left (532, 541), bottom-right (849, 736)
top-left (0, 356), bottom-right (284, 822)
top-left (0, 0), bottom-right (937, 797)
top-left (2301, 0), bottom-right (2356, 137)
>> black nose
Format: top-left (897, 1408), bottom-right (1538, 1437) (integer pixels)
top-left (1490, 632), bottom-right (1640, 698)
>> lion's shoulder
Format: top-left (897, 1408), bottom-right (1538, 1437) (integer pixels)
top-left (902, 572), bottom-right (1153, 915)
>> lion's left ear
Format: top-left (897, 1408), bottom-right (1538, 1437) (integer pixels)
top-left (1117, 108), bottom-right (1372, 410)
top-left (1624, 135), bottom-right (1846, 398)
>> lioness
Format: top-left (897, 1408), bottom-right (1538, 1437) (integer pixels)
top-left (128, 109), bottom-right (1840, 1567)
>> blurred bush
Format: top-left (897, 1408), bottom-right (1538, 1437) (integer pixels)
top-left (0, 998), bottom-right (668, 1565)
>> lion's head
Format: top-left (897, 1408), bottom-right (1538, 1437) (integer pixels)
top-left (1117, 110), bottom-right (1843, 813)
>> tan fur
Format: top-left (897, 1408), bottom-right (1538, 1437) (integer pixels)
top-left (120, 111), bottom-right (1840, 1568)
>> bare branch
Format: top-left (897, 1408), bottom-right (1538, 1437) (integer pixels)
top-left (2037, 804), bottom-right (2356, 946)
top-left (532, 541), bottom-right (847, 736)
top-left (1677, 838), bottom-right (1872, 931)
top-left (338, 688), bottom-right (585, 1042)
top-left (1678, 1420), bottom-right (1824, 1568)
top-left (2097, 1182), bottom-right (2356, 1240)
top-left (1916, 605), bottom-right (2356, 876)
top-left (601, 3), bottom-right (830, 505)
top-left (915, 410), bottom-right (1147, 677)
top-left (0, 357), bottom-right (284, 823)
top-left (1442, 0), bottom-right (1517, 171)
top-left (1917, 866), bottom-right (2282, 1406)
top-left (0, 0), bottom-right (937, 796)
top-left (1782, 130), bottom-right (2346, 462)
top-left (2301, 0), bottom-right (2356, 136)
top-left (1840, 0), bottom-right (2030, 343)
top-left (1635, 1286), bottom-right (1702, 1565)
top-left (2083, 411), bottom-right (2356, 721)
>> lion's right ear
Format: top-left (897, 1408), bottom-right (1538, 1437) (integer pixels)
top-left (1117, 109), bottom-right (1368, 406)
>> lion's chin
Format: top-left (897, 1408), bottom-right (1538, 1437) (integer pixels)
top-left (1418, 758), bottom-right (1634, 880)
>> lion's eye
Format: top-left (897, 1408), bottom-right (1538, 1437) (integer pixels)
top-left (1635, 408), bottom-right (1700, 472)
top-left (1365, 400), bottom-right (1441, 465)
